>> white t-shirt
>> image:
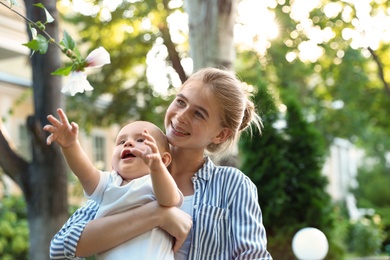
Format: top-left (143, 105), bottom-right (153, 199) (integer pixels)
top-left (88, 171), bottom-right (181, 260)
top-left (174, 195), bottom-right (194, 260)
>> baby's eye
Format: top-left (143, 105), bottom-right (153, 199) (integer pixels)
top-left (117, 140), bottom-right (125, 145)
top-left (136, 138), bottom-right (145, 142)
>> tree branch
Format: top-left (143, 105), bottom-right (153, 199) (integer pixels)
top-left (368, 47), bottom-right (390, 96)
top-left (160, 0), bottom-right (187, 83)
top-left (0, 123), bottom-right (29, 189)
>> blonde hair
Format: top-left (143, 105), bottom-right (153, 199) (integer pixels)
top-left (182, 68), bottom-right (263, 155)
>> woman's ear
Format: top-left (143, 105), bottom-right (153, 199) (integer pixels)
top-left (212, 128), bottom-right (233, 144)
top-left (161, 151), bottom-right (172, 167)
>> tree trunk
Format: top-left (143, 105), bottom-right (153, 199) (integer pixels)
top-left (184, 0), bottom-right (239, 166)
top-left (184, 0), bottom-right (238, 71)
top-left (0, 1), bottom-right (69, 259)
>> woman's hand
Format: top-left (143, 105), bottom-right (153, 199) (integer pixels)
top-left (158, 205), bottom-right (192, 252)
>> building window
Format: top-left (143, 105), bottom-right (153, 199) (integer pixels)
top-left (18, 124), bottom-right (31, 161)
top-left (93, 135), bottom-right (106, 170)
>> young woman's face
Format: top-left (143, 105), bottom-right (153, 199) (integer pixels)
top-left (164, 80), bottom-right (229, 151)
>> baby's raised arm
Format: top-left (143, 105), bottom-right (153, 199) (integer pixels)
top-left (43, 108), bottom-right (100, 195)
top-left (131, 130), bottom-right (183, 207)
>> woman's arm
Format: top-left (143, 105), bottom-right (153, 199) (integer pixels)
top-left (51, 200), bottom-right (192, 259)
top-left (76, 201), bottom-right (192, 257)
top-left (50, 200), bottom-right (99, 259)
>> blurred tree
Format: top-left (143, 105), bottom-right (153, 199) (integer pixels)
top-left (185, 0), bottom-right (238, 70)
top-left (353, 162), bottom-right (390, 247)
top-left (61, 0), bottom-right (243, 128)
top-left (58, 0), bottom-right (178, 130)
top-left (258, 1), bottom-right (390, 155)
top-left (253, 1), bottom-right (390, 252)
top-left (0, 0), bottom-right (68, 259)
top-left (238, 58), bottom-right (340, 257)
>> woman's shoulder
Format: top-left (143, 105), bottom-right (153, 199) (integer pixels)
top-left (204, 157), bottom-right (253, 185)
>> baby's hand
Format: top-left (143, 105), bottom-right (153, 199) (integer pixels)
top-left (130, 129), bottom-right (162, 170)
top-left (43, 108), bottom-right (79, 148)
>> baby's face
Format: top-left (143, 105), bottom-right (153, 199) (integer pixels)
top-left (111, 121), bottom-right (165, 181)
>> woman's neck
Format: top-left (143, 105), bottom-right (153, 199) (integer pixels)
top-left (169, 147), bottom-right (205, 195)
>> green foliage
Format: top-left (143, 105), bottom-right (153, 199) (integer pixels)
top-left (260, 0), bottom-right (390, 167)
top-left (352, 162), bottom-right (390, 249)
top-left (23, 34), bottom-right (48, 54)
top-left (346, 215), bottom-right (386, 256)
top-left (354, 163), bottom-right (390, 208)
top-left (328, 203), bottom-right (350, 258)
top-left (237, 60), bottom-right (342, 258)
top-left (236, 1), bottom-right (390, 256)
top-left (59, 0), bottom-right (175, 130)
top-left (0, 195), bottom-right (29, 259)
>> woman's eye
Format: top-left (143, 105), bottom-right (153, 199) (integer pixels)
top-left (176, 99), bottom-right (185, 106)
top-left (195, 111), bottom-right (204, 119)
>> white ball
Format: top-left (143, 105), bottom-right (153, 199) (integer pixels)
top-left (292, 227), bottom-right (329, 260)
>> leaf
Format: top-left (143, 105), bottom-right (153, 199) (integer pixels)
top-left (51, 66), bottom-right (73, 76)
top-left (33, 3), bottom-right (55, 23)
top-left (60, 30), bottom-right (76, 51)
top-left (22, 35), bottom-right (48, 54)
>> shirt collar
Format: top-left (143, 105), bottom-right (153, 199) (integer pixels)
top-left (195, 156), bottom-right (215, 180)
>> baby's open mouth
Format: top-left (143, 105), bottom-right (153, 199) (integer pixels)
top-left (121, 150), bottom-right (135, 159)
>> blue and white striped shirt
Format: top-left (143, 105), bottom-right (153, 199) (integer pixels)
top-left (50, 157), bottom-right (272, 259)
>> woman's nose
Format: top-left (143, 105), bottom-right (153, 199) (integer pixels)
top-left (177, 109), bottom-right (189, 123)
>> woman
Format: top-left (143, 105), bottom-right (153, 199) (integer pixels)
top-left (50, 67), bottom-right (272, 259)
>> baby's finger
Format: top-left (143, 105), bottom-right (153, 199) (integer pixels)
top-left (146, 154), bottom-right (160, 160)
top-left (46, 134), bottom-right (54, 145)
top-left (46, 115), bottom-right (62, 126)
top-left (130, 148), bottom-right (143, 158)
top-left (56, 108), bottom-right (70, 124)
top-left (43, 124), bottom-right (54, 133)
top-left (144, 140), bottom-right (158, 153)
top-left (70, 122), bottom-right (79, 133)
top-left (142, 130), bottom-right (156, 143)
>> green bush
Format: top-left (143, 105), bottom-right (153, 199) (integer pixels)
top-left (353, 163), bottom-right (390, 251)
top-left (346, 215), bottom-right (386, 256)
top-left (0, 195), bottom-right (29, 259)
top-left (238, 85), bottom-right (345, 259)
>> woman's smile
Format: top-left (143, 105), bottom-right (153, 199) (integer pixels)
top-left (171, 122), bottom-right (190, 136)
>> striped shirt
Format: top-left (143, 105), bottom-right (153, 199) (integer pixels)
top-left (50, 157), bottom-right (272, 259)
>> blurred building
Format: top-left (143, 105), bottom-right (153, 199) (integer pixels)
top-left (322, 137), bottom-right (369, 220)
